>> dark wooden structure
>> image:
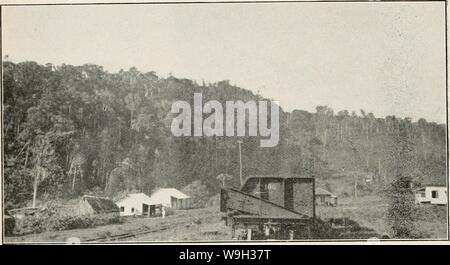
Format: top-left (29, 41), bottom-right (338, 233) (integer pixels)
top-left (78, 195), bottom-right (120, 216)
top-left (240, 175), bottom-right (315, 217)
top-left (220, 175), bottom-right (316, 240)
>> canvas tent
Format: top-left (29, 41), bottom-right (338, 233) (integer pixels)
top-left (149, 188), bottom-right (191, 209)
top-left (115, 193), bottom-right (160, 216)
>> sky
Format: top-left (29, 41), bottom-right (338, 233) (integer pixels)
top-left (2, 2), bottom-right (447, 123)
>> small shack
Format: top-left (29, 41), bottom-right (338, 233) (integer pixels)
top-left (315, 188), bottom-right (338, 206)
top-left (115, 192), bottom-right (161, 216)
top-left (414, 185), bottom-right (447, 205)
top-left (78, 195), bottom-right (120, 216)
top-left (149, 188), bottom-right (191, 209)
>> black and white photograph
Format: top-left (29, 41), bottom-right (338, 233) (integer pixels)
top-left (0, 0), bottom-right (448, 244)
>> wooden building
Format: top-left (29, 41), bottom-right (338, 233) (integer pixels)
top-left (115, 192), bottom-right (160, 216)
top-left (77, 195), bottom-right (120, 216)
top-left (315, 188), bottom-right (338, 206)
top-left (414, 185), bottom-right (447, 205)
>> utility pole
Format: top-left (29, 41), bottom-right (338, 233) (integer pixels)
top-left (237, 140), bottom-right (243, 186)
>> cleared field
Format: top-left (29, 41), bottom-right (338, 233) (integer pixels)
top-left (316, 195), bottom-right (448, 239)
top-left (5, 195), bottom-right (447, 243)
top-left (5, 207), bottom-right (230, 243)
top-left (316, 195), bottom-right (390, 236)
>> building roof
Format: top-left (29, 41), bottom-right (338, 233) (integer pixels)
top-left (115, 192), bottom-right (157, 205)
top-left (414, 185), bottom-right (447, 192)
top-left (421, 184), bottom-right (447, 188)
top-left (152, 188), bottom-right (190, 199)
top-left (315, 188), bottom-right (334, 196)
top-left (244, 174), bottom-right (313, 184)
top-left (81, 195), bottom-right (119, 213)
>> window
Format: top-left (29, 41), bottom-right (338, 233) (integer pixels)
top-left (432, 190), bottom-right (438, 199)
top-left (120, 207), bottom-right (124, 212)
top-left (131, 208), bottom-right (135, 213)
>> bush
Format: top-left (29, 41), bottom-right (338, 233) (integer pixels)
top-left (415, 205), bottom-right (447, 222)
top-left (4, 215), bottom-right (16, 236)
top-left (14, 210), bottom-right (50, 235)
top-left (12, 206), bottom-right (121, 235)
top-left (47, 214), bottom-right (94, 231)
top-left (164, 207), bottom-right (176, 216)
top-left (386, 175), bottom-right (416, 238)
top-left (93, 213), bottom-right (121, 225)
top-left (181, 180), bottom-right (213, 208)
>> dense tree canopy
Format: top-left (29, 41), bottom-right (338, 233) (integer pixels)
top-left (3, 61), bottom-right (446, 209)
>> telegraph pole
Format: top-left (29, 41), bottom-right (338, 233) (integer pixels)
top-left (237, 140), bottom-right (243, 186)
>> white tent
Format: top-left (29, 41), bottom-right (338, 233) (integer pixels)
top-left (115, 193), bottom-right (160, 216)
top-left (149, 188), bottom-right (191, 209)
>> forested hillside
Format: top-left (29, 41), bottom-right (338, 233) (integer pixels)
top-left (3, 61), bottom-right (446, 209)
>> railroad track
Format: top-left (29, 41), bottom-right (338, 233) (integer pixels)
top-left (82, 215), bottom-right (202, 242)
top-left (83, 224), bottom-right (173, 242)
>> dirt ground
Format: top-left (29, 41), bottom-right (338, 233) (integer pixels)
top-left (316, 195), bottom-right (448, 239)
top-left (5, 195), bottom-right (447, 243)
top-left (5, 207), bottom-right (231, 244)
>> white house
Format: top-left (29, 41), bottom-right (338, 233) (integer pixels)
top-left (115, 193), bottom-right (159, 216)
top-left (315, 188), bottom-right (338, 206)
top-left (414, 185), bottom-right (447, 205)
top-left (149, 188), bottom-right (191, 209)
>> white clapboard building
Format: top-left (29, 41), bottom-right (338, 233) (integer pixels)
top-left (414, 185), bottom-right (447, 205)
top-left (115, 189), bottom-right (191, 216)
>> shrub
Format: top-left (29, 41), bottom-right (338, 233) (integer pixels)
top-left (386, 175), bottom-right (416, 238)
top-left (4, 215), bottom-right (16, 236)
top-left (164, 207), bottom-right (176, 216)
top-left (92, 213), bottom-right (121, 225)
top-left (182, 180), bottom-right (213, 208)
top-left (415, 205), bottom-right (447, 222)
top-left (12, 206), bottom-right (121, 235)
top-left (47, 214), bottom-right (94, 231)
top-left (13, 207), bottom-right (55, 235)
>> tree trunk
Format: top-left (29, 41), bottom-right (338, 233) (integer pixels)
top-left (72, 169), bottom-right (77, 191)
top-left (225, 148), bottom-right (229, 174)
top-left (104, 173), bottom-right (109, 192)
top-left (24, 148), bottom-right (30, 167)
top-left (366, 125), bottom-right (369, 140)
top-left (130, 109), bottom-right (134, 127)
top-left (422, 133), bottom-right (427, 161)
top-left (378, 158), bottom-right (382, 178)
top-left (322, 129), bottom-right (327, 159)
top-left (32, 172), bottom-right (39, 208)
